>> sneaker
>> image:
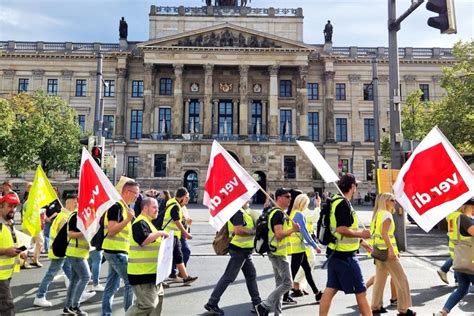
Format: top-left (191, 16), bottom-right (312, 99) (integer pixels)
top-left (89, 284), bottom-right (105, 292)
top-left (33, 296), bottom-right (52, 307)
top-left (203, 303), bottom-right (224, 315)
top-left (282, 296), bottom-right (297, 305)
top-left (22, 262), bottom-right (33, 269)
top-left (31, 261), bottom-right (43, 268)
top-left (433, 312), bottom-right (446, 316)
top-left (291, 288), bottom-right (304, 297)
top-left (62, 307), bottom-right (76, 315)
top-left (437, 270), bottom-right (449, 284)
top-left (372, 307), bottom-right (388, 314)
top-left (315, 291), bottom-right (323, 303)
top-left (71, 306), bottom-right (88, 315)
top-left (255, 304), bottom-right (269, 316)
top-left (397, 309), bottom-right (416, 316)
top-left (183, 276), bottom-right (198, 285)
top-left (167, 276), bottom-right (183, 284)
top-left (162, 282), bottom-right (170, 289)
top-left (390, 298), bottom-right (398, 306)
top-left (79, 291), bottom-right (96, 304)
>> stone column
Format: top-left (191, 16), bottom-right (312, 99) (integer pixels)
top-left (349, 74), bottom-right (361, 142)
top-left (115, 68), bottom-right (127, 139)
top-left (32, 69), bottom-right (44, 91)
top-left (61, 70), bottom-right (73, 99)
top-left (268, 65), bottom-right (280, 138)
top-left (212, 99), bottom-right (219, 134)
top-left (239, 65), bottom-right (249, 136)
top-left (143, 63), bottom-right (155, 137)
top-left (203, 64), bottom-right (214, 136)
top-left (184, 98), bottom-right (190, 133)
top-left (297, 65), bottom-right (309, 137)
top-left (172, 64), bottom-right (184, 136)
top-left (232, 99), bottom-right (239, 135)
top-left (2, 70), bottom-right (16, 97)
top-left (403, 74), bottom-right (417, 96)
top-left (323, 70), bottom-right (336, 143)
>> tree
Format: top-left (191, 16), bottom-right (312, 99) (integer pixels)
top-left (401, 89), bottom-right (432, 141)
top-left (0, 92), bottom-right (81, 175)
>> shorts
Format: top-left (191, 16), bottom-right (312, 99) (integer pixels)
top-left (326, 256), bottom-right (366, 294)
top-left (172, 236), bottom-right (184, 265)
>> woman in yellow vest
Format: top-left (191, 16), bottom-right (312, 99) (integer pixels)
top-left (370, 192), bottom-right (415, 316)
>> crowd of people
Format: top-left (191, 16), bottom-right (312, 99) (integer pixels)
top-left (0, 173), bottom-right (473, 316)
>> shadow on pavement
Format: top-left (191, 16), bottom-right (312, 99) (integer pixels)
top-left (411, 285), bottom-right (455, 308)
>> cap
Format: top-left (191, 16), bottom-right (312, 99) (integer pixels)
top-left (0, 193), bottom-right (20, 205)
top-left (275, 188), bottom-right (290, 198)
top-left (465, 198), bottom-right (474, 206)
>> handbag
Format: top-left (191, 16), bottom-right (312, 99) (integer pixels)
top-left (451, 217), bottom-right (474, 274)
top-left (371, 213), bottom-right (388, 262)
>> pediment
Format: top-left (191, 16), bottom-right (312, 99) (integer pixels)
top-left (138, 23), bottom-right (313, 50)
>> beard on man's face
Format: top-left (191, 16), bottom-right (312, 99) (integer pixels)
top-left (5, 211), bottom-right (15, 220)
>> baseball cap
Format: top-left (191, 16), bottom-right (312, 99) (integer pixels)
top-left (0, 193), bottom-right (20, 205)
top-left (275, 188), bottom-right (290, 198)
top-left (465, 198), bottom-right (474, 206)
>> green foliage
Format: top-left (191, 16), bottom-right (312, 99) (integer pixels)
top-left (0, 92), bottom-right (81, 175)
top-left (380, 135), bottom-right (391, 163)
top-left (401, 89), bottom-right (433, 141)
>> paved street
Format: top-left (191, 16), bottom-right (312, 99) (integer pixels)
top-left (11, 205), bottom-right (473, 315)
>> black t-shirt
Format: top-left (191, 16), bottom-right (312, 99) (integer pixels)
top-left (327, 198), bottom-right (358, 259)
top-left (270, 209), bottom-right (284, 233)
top-left (228, 211), bottom-right (249, 251)
top-left (170, 204), bottom-right (180, 221)
top-left (128, 220), bottom-right (156, 285)
top-left (459, 214), bottom-right (473, 237)
top-left (104, 203), bottom-right (127, 254)
top-left (68, 213), bottom-right (80, 232)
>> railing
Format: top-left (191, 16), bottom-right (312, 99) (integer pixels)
top-left (332, 47), bottom-right (454, 59)
top-left (152, 6), bottom-right (302, 17)
top-left (0, 41), bottom-right (122, 53)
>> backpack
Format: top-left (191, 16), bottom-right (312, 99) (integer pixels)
top-left (316, 196), bottom-right (343, 245)
top-left (90, 213), bottom-right (106, 250)
top-left (51, 218), bottom-right (70, 257)
top-left (212, 224), bottom-right (231, 255)
top-left (254, 208), bottom-right (277, 256)
top-left (152, 200), bottom-right (176, 230)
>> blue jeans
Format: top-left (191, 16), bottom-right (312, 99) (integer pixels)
top-left (208, 249), bottom-right (261, 306)
top-left (102, 252), bottom-right (133, 316)
top-left (65, 257), bottom-right (91, 308)
top-left (37, 258), bottom-right (72, 299)
top-left (43, 221), bottom-right (52, 252)
top-left (440, 257), bottom-right (453, 273)
top-left (443, 272), bottom-right (474, 312)
top-left (88, 249), bottom-right (103, 286)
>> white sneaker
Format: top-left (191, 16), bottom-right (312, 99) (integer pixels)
top-left (437, 270), bottom-right (449, 284)
top-left (33, 296), bottom-right (52, 307)
top-left (79, 291), bottom-right (96, 304)
top-left (89, 284), bottom-right (105, 292)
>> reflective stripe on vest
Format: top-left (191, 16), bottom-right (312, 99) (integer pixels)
top-left (328, 195), bottom-right (360, 252)
top-left (288, 210), bottom-right (305, 254)
top-left (268, 208), bottom-right (292, 256)
top-left (128, 215), bottom-right (161, 276)
top-left (103, 201), bottom-right (131, 253)
top-left (372, 210), bottom-right (399, 256)
top-left (0, 224), bottom-right (18, 280)
top-left (66, 212), bottom-right (90, 259)
top-left (228, 209), bottom-right (255, 249)
top-left (48, 210), bottom-right (71, 259)
top-left (163, 198), bottom-right (182, 239)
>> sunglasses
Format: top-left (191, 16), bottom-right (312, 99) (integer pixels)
top-left (283, 195), bottom-right (292, 199)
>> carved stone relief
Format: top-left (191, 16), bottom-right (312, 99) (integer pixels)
top-left (174, 30), bottom-right (281, 48)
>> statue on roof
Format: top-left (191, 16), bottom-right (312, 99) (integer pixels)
top-left (119, 17), bottom-right (128, 40)
top-left (324, 20), bottom-right (333, 43)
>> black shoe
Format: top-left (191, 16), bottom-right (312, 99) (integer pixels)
top-left (398, 309), bottom-right (416, 316)
top-left (62, 307), bottom-right (76, 315)
top-left (291, 288), bottom-right (304, 297)
top-left (71, 306), bottom-right (88, 316)
top-left (315, 291), bottom-right (323, 303)
top-left (204, 303), bottom-right (224, 315)
top-left (282, 296), bottom-right (297, 305)
top-left (255, 304), bottom-right (269, 316)
top-left (183, 275), bottom-right (198, 285)
top-left (372, 307), bottom-right (388, 314)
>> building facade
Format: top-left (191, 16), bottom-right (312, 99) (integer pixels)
top-left (0, 4), bottom-right (454, 202)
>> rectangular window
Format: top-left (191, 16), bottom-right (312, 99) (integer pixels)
top-left (159, 107), bottom-right (171, 135)
top-left (103, 115), bottom-right (114, 139)
top-left (18, 79), bottom-right (29, 93)
top-left (363, 83), bottom-right (373, 101)
top-left (154, 154), bottom-right (167, 177)
top-left (335, 83), bottom-right (346, 100)
top-left (307, 83), bottom-right (319, 100)
top-left (339, 158), bottom-right (349, 175)
top-left (284, 156), bottom-right (296, 179)
top-left (312, 167), bottom-right (322, 180)
top-left (127, 156), bottom-right (139, 178)
top-left (130, 110), bottom-right (142, 139)
top-left (279, 80), bottom-right (292, 97)
top-left (218, 100), bottom-right (233, 135)
top-left (336, 118), bottom-right (348, 142)
top-left (47, 79), bottom-right (58, 95)
top-left (131, 80), bottom-right (144, 98)
top-left (77, 115), bottom-right (86, 134)
top-left (251, 101), bottom-right (262, 135)
top-left (104, 80), bottom-right (115, 97)
top-left (364, 118), bottom-right (375, 142)
top-left (366, 159), bottom-right (375, 181)
top-left (159, 78), bottom-right (172, 96)
top-left (308, 112), bottom-right (319, 142)
top-left (280, 109), bottom-right (292, 138)
top-left (419, 84), bottom-right (430, 101)
top-left (75, 79), bottom-right (87, 97)
top-left (188, 99), bottom-right (200, 133)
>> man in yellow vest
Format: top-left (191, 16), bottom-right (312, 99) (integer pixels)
top-left (126, 197), bottom-right (169, 316)
top-left (0, 192), bottom-right (23, 316)
top-left (162, 187), bottom-right (197, 285)
top-left (204, 200), bottom-right (261, 315)
top-left (255, 188), bottom-right (300, 316)
top-left (319, 174), bottom-right (371, 316)
top-left (102, 181), bottom-right (138, 316)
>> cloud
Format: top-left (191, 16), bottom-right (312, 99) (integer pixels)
top-left (0, 7), bottom-right (64, 30)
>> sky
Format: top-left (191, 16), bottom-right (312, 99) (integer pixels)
top-left (0, 0), bottom-right (472, 47)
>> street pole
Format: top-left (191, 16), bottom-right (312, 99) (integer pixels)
top-left (93, 52), bottom-right (104, 145)
top-left (372, 59), bottom-right (380, 175)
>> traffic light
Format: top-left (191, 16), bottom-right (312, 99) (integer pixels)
top-left (426, 0), bottom-right (457, 34)
top-left (79, 135), bottom-right (96, 152)
top-left (91, 146), bottom-right (104, 168)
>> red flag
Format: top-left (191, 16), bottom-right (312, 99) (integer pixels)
top-left (204, 141), bottom-right (260, 230)
top-left (393, 127), bottom-right (474, 232)
top-left (78, 148), bottom-right (122, 241)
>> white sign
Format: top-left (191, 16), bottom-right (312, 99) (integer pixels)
top-left (156, 230), bottom-right (175, 285)
top-left (296, 140), bottom-right (340, 183)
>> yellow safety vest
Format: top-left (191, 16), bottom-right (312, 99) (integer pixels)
top-left (447, 211), bottom-right (471, 259)
top-left (288, 209), bottom-right (305, 255)
top-left (163, 198), bottom-right (182, 239)
top-left (66, 212), bottom-right (90, 259)
top-left (228, 208), bottom-right (255, 249)
top-left (268, 208), bottom-right (292, 256)
top-left (371, 210), bottom-right (399, 256)
top-left (103, 201), bottom-right (131, 253)
top-left (48, 209), bottom-right (71, 260)
top-left (328, 195), bottom-right (360, 252)
top-left (128, 214), bottom-right (161, 276)
top-left (0, 223), bottom-right (20, 280)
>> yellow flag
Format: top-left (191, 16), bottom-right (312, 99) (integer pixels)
top-left (22, 165), bottom-right (58, 237)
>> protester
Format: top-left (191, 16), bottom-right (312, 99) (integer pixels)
top-left (43, 187), bottom-right (61, 253)
top-left (101, 181), bottom-right (139, 316)
top-left (370, 193), bottom-right (415, 315)
top-left (126, 197), bottom-right (169, 316)
top-left (0, 192), bottom-right (24, 316)
top-left (319, 174), bottom-right (372, 316)
top-left (255, 188), bottom-right (300, 316)
top-left (88, 234), bottom-right (104, 292)
top-left (1, 180), bottom-right (15, 196)
top-left (434, 198), bottom-right (474, 316)
top-left (204, 200), bottom-right (261, 315)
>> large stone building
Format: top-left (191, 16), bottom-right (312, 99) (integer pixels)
top-left (0, 3), bottom-right (454, 203)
